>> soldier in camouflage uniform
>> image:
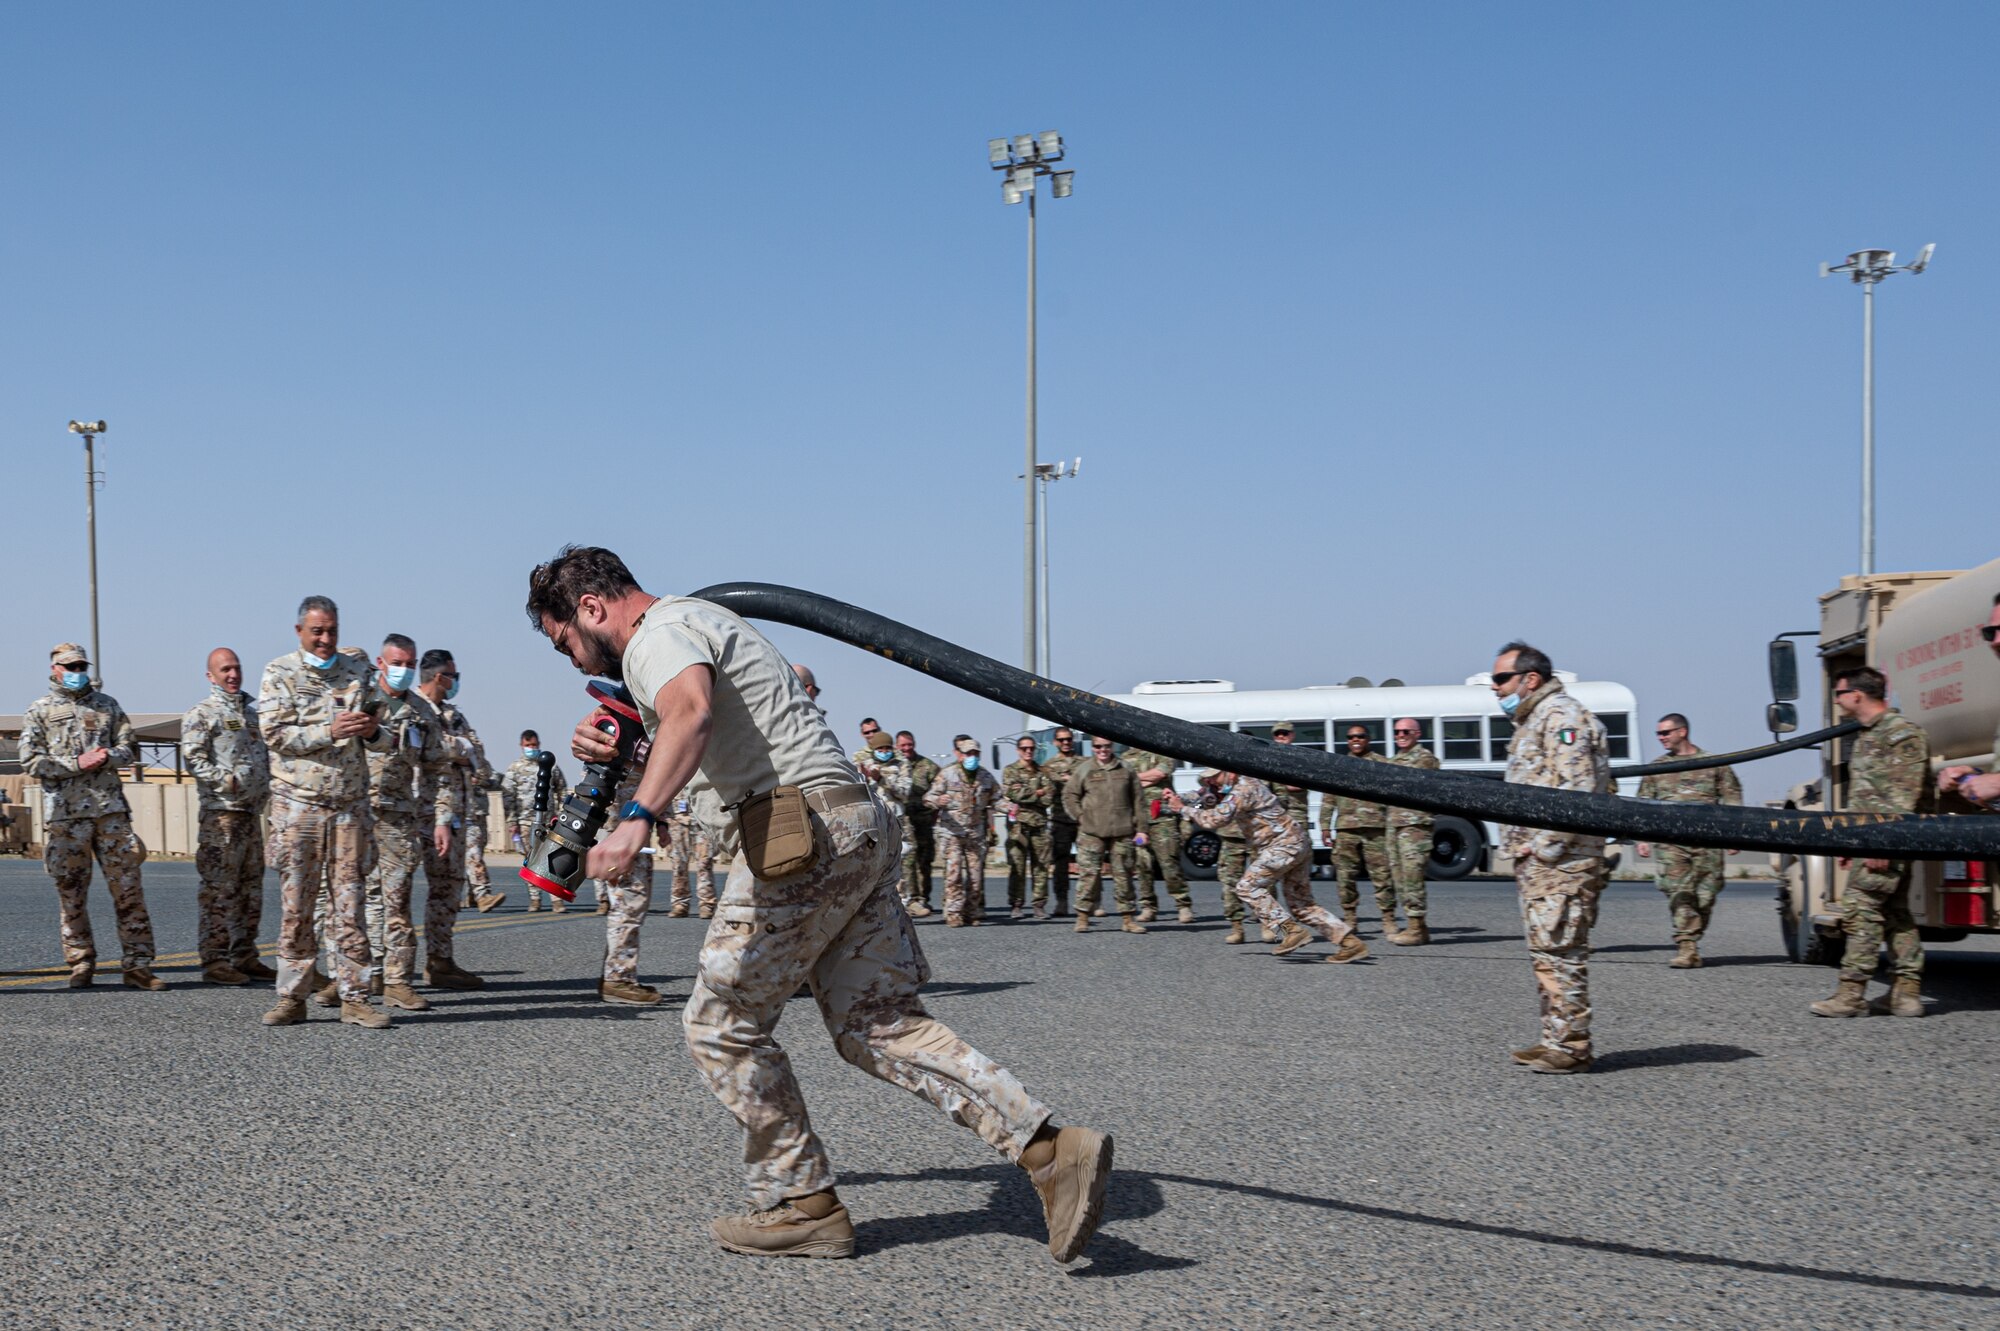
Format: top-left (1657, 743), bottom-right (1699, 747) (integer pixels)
top-left (599, 768), bottom-right (664, 1005)
top-left (503, 730), bottom-right (571, 910)
top-left (925, 736), bottom-right (1001, 926)
top-left (896, 731), bottom-right (942, 914)
top-left (1813, 667), bottom-right (1932, 1019)
top-left (19, 643), bottom-right (162, 990)
top-left (258, 598), bottom-right (393, 1028)
top-left (1039, 729), bottom-right (1085, 917)
top-left (1217, 825), bottom-right (1250, 943)
top-left (1384, 718), bottom-right (1442, 946)
top-left (1494, 643), bottom-right (1611, 1074)
top-left (1124, 746), bottom-right (1194, 924)
top-left (1634, 713), bottom-right (1742, 968)
top-left (431, 657), bottom-right (505, 913)
top-left (1170, 770), bottom-right (1366, 962)
top-left (413, 650), bottom-right (488, 987)
top-left (1063, 738), bottom-right (1148, 933)
top-left (359, 635), bottom-right (458, 1012)
top-left (181, 647), bottom-right (273, 985)
top-left (1001, 738), bottom-right (1054, 918)
top-left (1322, 725), bottom-right (1396, 935)
top-left (662, 800), bottom-right (718, 917)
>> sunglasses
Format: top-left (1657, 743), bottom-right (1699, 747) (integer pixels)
top-left (1392, 729), bottom-right (1419, 736)
top-left (1091, 743), bottom-right (1114, 750)
top-left (1491, 670), bottom-right (1530, 686)
top-left (1982, 625), bottom-right (2000, 643)
top-left (1017, 743), bottom-right (1036, 751)
top-left (1655, 728), bottom-right (1682, 737)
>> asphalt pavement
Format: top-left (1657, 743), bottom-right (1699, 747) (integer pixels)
top-left (0, 859), bottom-right (1995, 1331)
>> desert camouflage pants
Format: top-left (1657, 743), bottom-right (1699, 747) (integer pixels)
top-left (1075, 832), bottom-right (1139, 915)
top-left (1005, 820), bottom-right (1050, 907)
top-left (602, 837), bottom-right (652, 983)
top-left (364, 809), bottom-right (430, 985)
top-left (463, 819), bottom-right (492, 892)
top-left (937, 830), bottom-right (989, 922)
top-left (1047, 821), bottom-right (1077, 907)
top-left (1235, 841), bottom-right (1352, 943)
top-left (418, 824), bottom-right (465, 970)
top-left (1517, 859), bottom-right (1607, 1058)
top-left (900, 816), bottom-right (936, 905)
top-left (1218, 835), bottom-right (1247, 922)
top-left (1839, 860), bottom-right (1923, 983)
top-left (44, 813), bottom-right (154, 970)
top-left (273, 794), bottom-right (372, 1001)
top-left (664, 816), bottom-right (717, 910)
top-left (1334, 827), bottom-right (1396, 921)
top-left (684, 791), bottom-right (1052, 1208)
top-left (1654, 844), bottom-right (1724, 943)
top-left (1389, 824), bottom-right (1432, 921)
top-left (1134, 817), bottom-right (1193, 912)
top-left (195, 809), bottom-right (264, 967)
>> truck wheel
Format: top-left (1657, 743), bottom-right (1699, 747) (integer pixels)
top-left (1777, 884), bottom-right (1842, 965)
top-left (1181, 830), bottom-right (1220, 881)
top-left (1427, 817), bottom-right (1482, 881)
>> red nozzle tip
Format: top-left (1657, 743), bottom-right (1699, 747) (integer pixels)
top-left (519, 866), bottom-right (576, 900)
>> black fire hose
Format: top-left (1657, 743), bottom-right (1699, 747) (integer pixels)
top-left (1608, 722), bottom-right (1859, 781)
top-left (693, 582), bottom-right (2000, 861)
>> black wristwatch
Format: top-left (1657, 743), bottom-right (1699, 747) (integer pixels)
top-left (621, 800), bottom-right (660, 826)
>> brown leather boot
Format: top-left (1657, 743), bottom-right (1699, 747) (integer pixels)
top-left (710, 1191), bottom-right (855, 1259)
top-left (383, 983), bottom-right (431, 1011)
top-left (426, 961), bottom-right (482, 991)
top-left (1272, 922), bottom-right (1313, 956)
top-left (1669, 939), bottom-right (1702, 968)
top-left (600, 978), bottom-right (664, 1006)
top-left (67, 963), bottom-right (95, 988)
top-left (123, 968), bottom-right (167, 991)
top-left (1868, 976), bottom-right (1924, 1018)
top-left (261, 997), bottom-right (307, 1026)
top-left (1525, 1048), bottom-right (1592, 1074)
top-left (1811, 977), bottom-right (1870, 1017)
top-left (202, 963), bottom-right (250, 986)
top-left (1223, 921), bottom-right (1245, 945)
top-left (1120, 915), bottom-right (1147, 934)
top-left (1323, 934), bottom-right (1369, 963)
top-left (476, 891), bottom-right (507, 913)
top-left (311, 974), bottom-right (341, 1008)
top-left (340, 1000), bottom-right (391, 1029)
top-left (237, 957), bottom-right (278, 982)
top-left (1396, 918), bottom-right (1431, 947)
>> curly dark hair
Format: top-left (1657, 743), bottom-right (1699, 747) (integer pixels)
top-left (525, 545), bottom-right (642, 634)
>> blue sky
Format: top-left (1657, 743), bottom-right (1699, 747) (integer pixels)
top-left (5, 2), bottom-right (1994, 800)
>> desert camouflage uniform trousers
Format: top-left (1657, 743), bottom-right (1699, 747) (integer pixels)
top-left (900, 817), bottom-right (937, 906)
top-left (684, 792), bottom-right (1053, 1208)
top-left (1517, 858), bottom-right (1607, 1059)
top-left (663, 816), bottom-right (717, 911)
top-left (1653, 844), bottom-right (1724, 943)
top-left (44, 813), bottom-right (155, 971)
top-left (1005, 821), bottom-right (1050, 908)
top-left (1218, 835), bottom-right (1247, 922)
top-left (273, 793), bottom-right (372, 1002)
top-left (195, 809), bottom-right (264, 968)
top-left (1334, 828), bottom-right (1396, 921)
top-left (463, 817), bottom-right (492, 893)
top-left (1234, 843), bottom-right (1353, 944)
top-left (602, 837), bottom-right (652, 984)
top-left (1839, 860), bottom-right (1924, 983)
top-left (1134, 817), bottom-right (1193, 913)
top-left (937, 830), bottom-right (989, 922)
top-left (1389, 824), bottom-right (1432, 921)
top-left (1046, 821), bottom-right (1077, 909)
top-left (1075, 832), bottom-right (1137, 915)
top-left (363, 810), bottom-right (430, 986)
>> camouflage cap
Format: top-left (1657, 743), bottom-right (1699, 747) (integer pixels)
top-left (49, 642), bottom-right (88, 663)
top-left (1271, 720), bottom-right (1295, 734)
top-left (1197, 767), bottom-right (1224, 781)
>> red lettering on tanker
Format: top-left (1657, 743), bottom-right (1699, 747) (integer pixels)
top-left (1895, 624), bottom-right (1984, 674)
top-left (1921, 682), bottom-right (1964, 711)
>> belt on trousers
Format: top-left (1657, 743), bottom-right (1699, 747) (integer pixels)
top-left (805, 783), bottom-right (873, 815)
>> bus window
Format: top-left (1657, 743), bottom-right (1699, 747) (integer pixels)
top-left (1390, 717), bottom-right (1437, 756)
top-left (1442, 718), bottom-right (1481, 762)
top-left (1488, 716), bottom-right (1515, 762)
top-left (1600, 712), bottom-right (1631, 760)
top-left (1241, 720), bottom-right (1328, 747)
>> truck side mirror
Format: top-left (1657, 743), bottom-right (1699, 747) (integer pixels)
top-left (1768, 639), bottom-right (1800, 702)
top-left (1766, 702), bottom-right (1798, 735)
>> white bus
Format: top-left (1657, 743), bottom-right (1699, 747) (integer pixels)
top-left (1012, 673), bottom-right (1640, 880)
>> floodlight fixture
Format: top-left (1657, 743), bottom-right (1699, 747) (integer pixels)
top-left (68, 419), bottom-right (107, 435)
top-left (1909, 242), bottom-right (1935, 273)
top-left (1002, 179), bottom-right (1024, 205)
top-left (988, 137), bottom-right (1010, 166)
top-left (1013, 134), bottom-right (1036, 161)
top-left (1037, 131), bottom-right (1063, 159)
top-left (1050, 170), bottom-right (1074, 198)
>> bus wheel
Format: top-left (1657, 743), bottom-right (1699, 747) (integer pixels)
top-left (1181, 830), bottom-right (1221, 881)
top-left (1427, 817), bottom-right (1482, 881)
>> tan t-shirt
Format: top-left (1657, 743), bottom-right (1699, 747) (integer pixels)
top-left (621, 595), bottom-right (859, 853)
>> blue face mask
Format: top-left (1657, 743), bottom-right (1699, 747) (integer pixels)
top-left (1498, 693), bottom-right (1521, 715)
top-left (1217, 782), bottom-right (1234, 797)
top-left (383, 665), bottom-right (417, 692)
top-left (304, 651), bottom-right (336, 671)
top-left (523, 748), bottom-right (541, 759)
top-left (961, 756), bottom-right (979, 772)
top-left (874, 749), bottom-right (894, 763)
top-left (60, 671), bottom-right (91, 692)
top-left (446, 678), bottom-right (460, 700)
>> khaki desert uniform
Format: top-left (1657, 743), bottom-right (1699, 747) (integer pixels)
top-left (181, 685), bottom-right (272, 972)
top-left (624, 595), bottom-right (1053, 1209)
top-left (1181, 778), bottom-right (1355, 945)
top-left (361, 688), bottom-right (457, 986)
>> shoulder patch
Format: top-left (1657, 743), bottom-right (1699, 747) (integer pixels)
top-left (1558, 728), bottom-right (1577, 745)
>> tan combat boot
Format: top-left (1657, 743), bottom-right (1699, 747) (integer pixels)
top-left (1120, 915), bottom-right (1148, 934)
top-left (668, 902), bottom-right (689, 917)
top-left (698, 903), bottom-right (715, 919)
top-left (261, 997), bottom-right (307, 1027)
top-left (527, 898), bottom-right (542, 912)
top-left (550, 901), bottom-right (567, 915)
top-left (237, 957), bottom-right (278, 982)
top-left (426, 961), bottom-right (482, 991)
top-left (383, 983), bottom-right (431, 1012)
top-left (711, 1191), bottom-right (855, 1259)
top-left (1397, 917), bottom-right (1430, 946)
top-left (476, 891), bottom-right (507, 913)
top-left (1136, 905), bottom-right (1157, 923)
top-left (310, 973), bottom-right (342, 1008)
top-left (1869, 976), bottom-right (1924, 1018)
top-left (1073, 910), bottom-right (1090, 933)
top-left (340, 1000), bottom-right (392, 1029)
top-left (67, 963), bottom-right (95, 988)
top-left (123, 968), bottom-right (167, 991)
top-left (600, 978), bottom-right (663, 1006)
top-left (1669, 940), bottom-right (1702, 969)
top-left (1260, 922), bottom-right (1279, 943)
top-left (1223, 921), bottom-right (1245, 945)
top-left (906, 901), bottom-right (931, 918)
top-left (1525, 1048), bottom-right (1592, 1074)
top-left (1810, 977), bottom-right (1870, 1017)
top-left (1023, 1126), bottom-right (1114, 1264)
top-left (1177, 906), bottom-right (1197, 924)
top-left (1272, 922), bottom-right (1314, 956)
top-left (1510, 1045), bottom-right (1548, 1065)
top-left (1323, 934), bottom-right (1369, 963)
top-left (202, 963), bottom-right (250, 986)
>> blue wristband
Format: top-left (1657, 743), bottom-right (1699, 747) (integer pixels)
top-left (621, 800), bottom-right (660, 826)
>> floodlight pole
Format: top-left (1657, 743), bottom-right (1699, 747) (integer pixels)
top-left (67, 421), bottom-right (107, 685)
top-left (1024, 188), bottom-right (1038, 715)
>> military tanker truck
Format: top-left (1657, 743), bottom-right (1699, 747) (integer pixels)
top-left (1768, 557), bottom-right (2000, 962)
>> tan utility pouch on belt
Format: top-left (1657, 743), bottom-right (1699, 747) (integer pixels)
top-left (735, 785), bottom-right (820, 880)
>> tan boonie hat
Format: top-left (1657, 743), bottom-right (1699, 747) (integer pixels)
top-left (1271, 720), bottom-right (1295, 734)
top-left (1197, 767), bottom-right (1224, 781)
top-left (50, 642), bottom-right (88, 663)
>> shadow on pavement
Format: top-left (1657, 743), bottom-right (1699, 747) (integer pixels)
top-left (921, 979), bottom-right (1035, 998)
top-left (844, 1163), bottom-right (1193, 1276)
top-left (1590, 1042), bottom-right (1761, 1071)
